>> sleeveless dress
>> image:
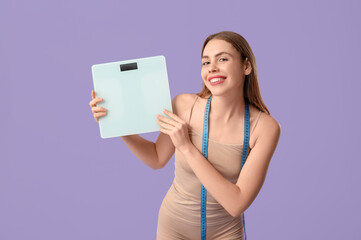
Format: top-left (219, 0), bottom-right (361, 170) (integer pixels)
top-left (157, 96), bottom-right (262, 240)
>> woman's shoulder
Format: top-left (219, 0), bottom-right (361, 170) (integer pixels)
top-left (173, 93), bottom-right (198, 101)
top-left (172, 93), bottom-right (199, 107)
top-left (255, 110), bottom-right (281, 141)
top-left (171, 93), bottom-right (199, 120)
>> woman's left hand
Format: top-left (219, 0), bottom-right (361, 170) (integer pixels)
top-left (157, 109), bottom-right (192, 153)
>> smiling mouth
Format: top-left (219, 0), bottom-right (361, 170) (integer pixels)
top-left (210, 77), bottom-right (225, 83)
top-left (209, 77), bottom-right (226, 85)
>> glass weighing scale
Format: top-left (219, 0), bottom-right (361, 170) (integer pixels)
top-left (91, 55), bottom-right (172, 138)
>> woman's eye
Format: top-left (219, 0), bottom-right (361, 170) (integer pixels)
top-left (202, 58), bottom-right (227, 66)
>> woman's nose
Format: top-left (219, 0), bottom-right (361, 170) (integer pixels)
top-left (208, 63), bottom-right (219, 73)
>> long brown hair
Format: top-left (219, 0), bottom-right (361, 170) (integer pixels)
top-left (198, 31), bottom-right (270, 115)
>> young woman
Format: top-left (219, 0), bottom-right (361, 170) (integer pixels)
top-left (89, 31), bottom-right (281, 240)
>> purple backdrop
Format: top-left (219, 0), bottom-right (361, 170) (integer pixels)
top-left (1, 0), bottom-right (360, 239)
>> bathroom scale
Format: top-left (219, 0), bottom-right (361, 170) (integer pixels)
top-left (91, 55), bottom-right (172, 138)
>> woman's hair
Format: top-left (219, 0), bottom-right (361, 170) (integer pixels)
top-left (198, 31), bottom-right (270, 115)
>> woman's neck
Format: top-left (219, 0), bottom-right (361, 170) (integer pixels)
top-left (210, 91), bottom-right (245, 124)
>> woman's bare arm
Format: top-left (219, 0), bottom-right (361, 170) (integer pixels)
top-left (120, 133), bottom-right (175, 170)
top-left (178, 113), bottom-right (281, 217)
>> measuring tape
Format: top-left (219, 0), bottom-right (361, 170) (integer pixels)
top-left (201, 95), bottom-right (249, 240)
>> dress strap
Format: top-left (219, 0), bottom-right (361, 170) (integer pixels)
top-left (187, 95), bottom-right (199, 125)
top-left (250, 110), bottom-right (262, 137)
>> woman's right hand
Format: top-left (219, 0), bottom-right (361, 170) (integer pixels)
top-left (89, 90), bottom-right (107, 123)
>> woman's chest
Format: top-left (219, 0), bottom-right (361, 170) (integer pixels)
top-left (188, 110), bottom-right (258, 149)
top-left (175, 134), bottom-right (243, 182)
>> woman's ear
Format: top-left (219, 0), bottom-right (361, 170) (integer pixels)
top-left (244, 58), bottom-right (252, 76)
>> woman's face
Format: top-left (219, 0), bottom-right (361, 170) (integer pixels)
top-left (201, 39), bottom-right (249, 97)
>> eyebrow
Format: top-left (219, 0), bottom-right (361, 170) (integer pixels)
top-left (202, 51), bottom-right (233, 59)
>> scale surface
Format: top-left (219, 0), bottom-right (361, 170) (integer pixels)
top-left (91, 55), bottom-right (172, 138)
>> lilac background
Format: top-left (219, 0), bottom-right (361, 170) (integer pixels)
top-left (1, 0), bottom-right (360, 239)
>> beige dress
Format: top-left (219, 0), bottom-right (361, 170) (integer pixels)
top-left (157, 96), bottom-right (262, 240)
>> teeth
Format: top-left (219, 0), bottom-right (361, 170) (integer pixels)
top-left (210, 78), bottom-right (225, 83)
